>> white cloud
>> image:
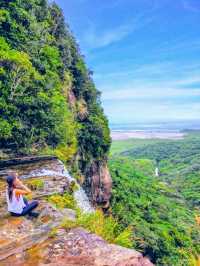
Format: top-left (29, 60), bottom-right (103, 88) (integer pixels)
top-left (103, 99), bottom-right (200, 123)
top-left (94, 59), bottom-right (200, 82)
top-left (95, 60), bottom-right (200, 102)
top-left (158, 39), bottom-right (200, 54)
top-left (83, 23), bottom-right (133, 49)
top-left (82, 4), bottom-right (157, 50)
top-left (102, 85), bottom-right (200, 101)
top-left (99, 61), bottom-right (200, 123)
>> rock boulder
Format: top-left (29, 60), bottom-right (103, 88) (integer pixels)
top-left (1, 228), bottom-right (153, 266)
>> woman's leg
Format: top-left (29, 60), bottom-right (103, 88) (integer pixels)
top-left (23, 197), bottom-right (28, 206)
top-left (10, 212), bottom-right (21, 217)
top-left (21, 201), bottom-right (39, 216)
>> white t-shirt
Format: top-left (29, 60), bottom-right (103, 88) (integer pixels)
top-left (6, 190), bottom-right (26, 214)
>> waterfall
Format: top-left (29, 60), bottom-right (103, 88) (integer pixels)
top-left (21, 160), bottom-right (94, 214)
top-left (61, 164), bottom-right (95, 214)
top-left (155, 167), bottom-right (159, 177)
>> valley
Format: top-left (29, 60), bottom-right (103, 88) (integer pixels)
top-left (109, 131), bottom-right (200, 265)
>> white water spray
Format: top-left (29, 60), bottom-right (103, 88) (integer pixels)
top-left (21, 161), bottom-right (94, 214)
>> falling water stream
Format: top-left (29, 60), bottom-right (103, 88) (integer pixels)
top-left (20, 159), bottom-right (94, 213)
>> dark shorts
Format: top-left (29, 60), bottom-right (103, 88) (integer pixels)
top-left (10, 199), bottom-right (39, 217)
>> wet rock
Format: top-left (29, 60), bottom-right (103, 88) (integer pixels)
top-left (0, 155), bottom-right (57, 169)
top-left (68, 88), bottom-right (76, 108)
top-left (84, 160), bottom-right (112, 208)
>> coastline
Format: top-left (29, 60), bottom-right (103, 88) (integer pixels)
top-left (111, 130), bottom-right (186, 140)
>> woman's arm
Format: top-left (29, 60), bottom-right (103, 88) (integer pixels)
top-left (14, 188), bottom-right (31, 196)
top-left (15, 178), bottom-right (31, 193)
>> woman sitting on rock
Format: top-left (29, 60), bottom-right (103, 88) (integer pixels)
top-left (6, 172), bottom-right (39, 217)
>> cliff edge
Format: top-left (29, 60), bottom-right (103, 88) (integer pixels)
top-left (0, 158), bottom-right (153, 266)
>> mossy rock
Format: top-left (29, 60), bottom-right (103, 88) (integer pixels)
top-left (69, 181), bottom-right (79, 193)
top-left (0, 150), bottom-right (9, 160)
top-left (26, 178), bottom-right (44, 191)
top-left (47, 193), bottom-right (76, 210)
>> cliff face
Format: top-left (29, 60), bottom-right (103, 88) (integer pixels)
top-left (85, 160), bottom-right (112, 208)
top-left (0, 0), bottom-right (111, 206)
top-left (0, 159), bottom-right (153, 265)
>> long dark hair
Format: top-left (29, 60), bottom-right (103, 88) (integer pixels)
top-left (7, 174), bottom-right (16, 201)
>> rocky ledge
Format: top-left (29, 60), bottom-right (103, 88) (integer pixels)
top-left (0, 158), bottom-right (153, 266)
top-left (0, 201), bottom-right (76, 261)
top-left (1, 227), bottom-right (153, 266)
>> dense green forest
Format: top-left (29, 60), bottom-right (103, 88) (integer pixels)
top-left (109, 133), bottom-right (200, 265)
top-left (120, 133), bottom-right (200, 211)
top-left (0, 0), bottom-right (110, 177)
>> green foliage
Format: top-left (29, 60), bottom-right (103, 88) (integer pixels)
top-left (48, 227), bottom-right (58, 238)
top-left (27, 178), bottom-right (44, 190)
top-left (62, 209), bottom-right (132, 247)
top-left (109, 156), bottom-right (200, 265)
top-left (39, 45), bottom-right (62, 72)
top-left (0, 9), bottom-right (9, 25)
top-left (78, 110), bottom-right (111, 161)
top-left (110, 138), bottom-right (165, 156)
top-left (113, 227), bottom-right (133, 248)
top-left (69, 180), bottom-right (79, 193)
top-left (0, 118), bottom-right (12, 138)
top-left (132, 159), bottom-right (154, 176)
top-left (119, 133), bottom-right (200, 210)
top-left (47, 193), bottom-right (76, 210)
top-left (0, 0), bottom-right (110, 172)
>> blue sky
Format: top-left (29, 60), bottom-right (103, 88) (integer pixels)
top-left (55, 0), bottom-right (200, 124)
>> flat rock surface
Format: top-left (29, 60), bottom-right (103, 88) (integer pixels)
top-left (1, 228), bottom-right (153, 266)
top-left (0, 201), bottom-right (76, 261)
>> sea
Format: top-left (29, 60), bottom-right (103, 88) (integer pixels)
top-left (110, 120), bottom-right (200, 132)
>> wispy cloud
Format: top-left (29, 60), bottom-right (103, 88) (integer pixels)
top-left (102, 83), bottom-right (200, 101)
top-left (96, 60), bottom-right (200, 102)
top-left (104, 99), bottom-right (200, 123)
top-left (83, 23), bottom-right (133, 49)
top-left (157, 38), bottom-right (200, 55)
top-left (95, 51), bottom-right (200, 122)
top-left (56, 0), bottom-right (200, 123)
top-left (94, 60), bottom-right (200, 83)
top-left (82, 2), bottom-right (158, 50)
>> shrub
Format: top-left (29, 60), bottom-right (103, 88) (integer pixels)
top-left (62, 209), bottom-right (132, 248)
top-left (69, 181), bottom-right (79, 193)
top-left (27, 178), bottom-right (44, 190)
top-left (47, 193), bottom-right (76, 210)
top-left (114, 227), bottom-right (133, 248)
